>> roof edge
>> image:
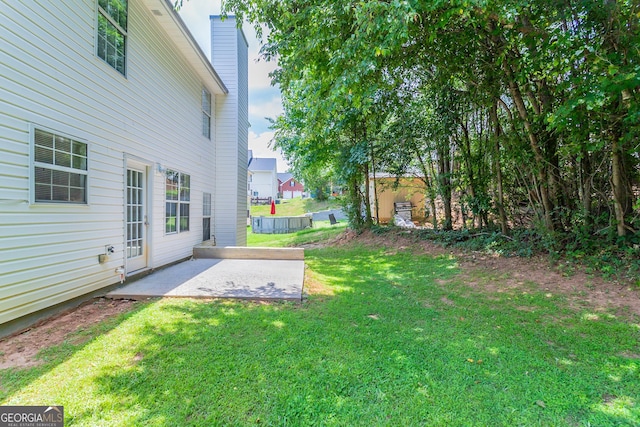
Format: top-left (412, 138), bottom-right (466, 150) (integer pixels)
top-left (157, 0), bottom-right (228, 94)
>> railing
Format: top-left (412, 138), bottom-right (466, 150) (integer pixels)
top-left (251, 196), bottom-right (273, 205)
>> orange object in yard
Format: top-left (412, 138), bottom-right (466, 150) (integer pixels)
top-left (270, 200), bottom-right (276, 215)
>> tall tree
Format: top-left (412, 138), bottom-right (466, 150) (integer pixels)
top-left (222, 0), bottom-right (639, 238)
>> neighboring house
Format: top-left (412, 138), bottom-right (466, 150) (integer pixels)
top-left (248, 157), bottom-right (278, 201)
top-left (278, 173), bottom-right (305, 199)
top-left (0, 1), bottom-right (248, 334)
top-left (247, 151), bottom-right (253, 216)
top-left (368, 174), bottom-right (426, 223)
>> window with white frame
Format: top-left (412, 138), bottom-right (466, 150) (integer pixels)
top-left (97, 0), bottom-right (127, 75)
top-left (202, 88), bottom-right (211, 139)
top-left (33, 128), bottom-right (88, 204)
top-left (202, 192), bottom-right (212, 241)
top-left (165, 169), bottom-right (190, 234)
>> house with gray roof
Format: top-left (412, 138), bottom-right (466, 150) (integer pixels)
top-left (248, 156), bottom-right (278, 201)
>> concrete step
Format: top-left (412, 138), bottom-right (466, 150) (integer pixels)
top-left (193, 245), bottom-right (304, 260)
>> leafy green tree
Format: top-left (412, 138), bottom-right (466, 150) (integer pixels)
top-left (221, 0), bottom-right (639, 241)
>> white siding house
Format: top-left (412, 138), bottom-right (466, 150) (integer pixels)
top-left (248, 157), bottom-right (278, 200)
top-left (211, 15), bottom-right (249, 246)
top-left (0, 0), bottom-right (248, 334)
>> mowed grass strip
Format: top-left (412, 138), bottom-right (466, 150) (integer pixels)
top-left (247, 220), bottom-right (347, 247)
top-left (249, 197), bottom-right (341, 217)
top-left (248, 196), bottom-right (347, 247)
top-left (1, 242), bottom-right (639, 425)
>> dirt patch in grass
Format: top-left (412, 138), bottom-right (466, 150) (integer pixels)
top-left (458, 254), bottom-right (640, 317)
top-left (439, 296), bottom-right (456, 306)
top-left (334, 229), bottom-right (640, 319)
top-left (0, 298), bottom-right (137, 370)
top-left (302, 266), bottom-right (336, 297)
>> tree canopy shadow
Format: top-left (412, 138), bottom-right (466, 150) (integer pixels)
top-left (3, 246), bottom-right (639, 425)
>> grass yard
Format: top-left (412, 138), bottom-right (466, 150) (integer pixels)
top-left (250, 197), bottom-right (341, 217)
top-left (1, 228), bottom-right (639, 426)
top-left (247, 220), bottom-right (347, 247)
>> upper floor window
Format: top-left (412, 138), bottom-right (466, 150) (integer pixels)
top-left (202, 89), bottom-right (211, 139)
top-left (97, 0), bottom-right (128, 75)
top-left (33, 128), bottom-right (88, 204)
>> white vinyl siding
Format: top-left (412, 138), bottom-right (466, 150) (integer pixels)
top-left (236, 27), bottom-right (249, 246)
top-left (0, 0), bottom-right (230, 328)
top-left (211, 16), bottom-right (248, 246)
top-left (250, 170), bottom-right (278, 200)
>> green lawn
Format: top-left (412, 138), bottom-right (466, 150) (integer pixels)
top-left (1, 229), bottom-right (639, 425)
top-left (250, 197), bottom-right (341, 217)
top-left (247, 220), bottom-right (347, 247)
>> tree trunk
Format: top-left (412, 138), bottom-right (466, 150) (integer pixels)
top-left (458, 118), bottom-right (478, 228)
top-left (600, 3), bottom-right (637, 236)
top-left (611, 136), bottom-right (628, 237)
top-left (428, 160), bottom-right (440, 229)
top-left (429, 196), bottom-right (438, 229)
top-left (503, 61), bottom-right (555, 231)
top-left (346, 172), bottom-right (365, 230)
top-left (370, 141), bottom-right (379, 225)
top-left (490, 102), bottom-right (509, 234)
top-left (437, 142), bottom-right (453, 231)
top-left (363, 162), bottom-right (373, 227)
top-left (579, 150), bottom-right (593, 231)
top-left (416, 149), bottom-right (439, 229)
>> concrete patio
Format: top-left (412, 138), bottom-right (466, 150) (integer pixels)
top-left (107, 247), bottom-right (305, 301)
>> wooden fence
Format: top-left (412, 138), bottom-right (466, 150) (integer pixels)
top-left (251, 197), bottom-right (273, 205)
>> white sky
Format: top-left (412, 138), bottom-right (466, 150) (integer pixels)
top-left (177, 0), bottom-right (289, 171)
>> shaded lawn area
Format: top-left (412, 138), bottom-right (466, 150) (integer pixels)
top-left (1, 244), bottom-right (639, 425)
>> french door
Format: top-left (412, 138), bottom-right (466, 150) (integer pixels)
top-left (126, 165), bottom-right (148, 272)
